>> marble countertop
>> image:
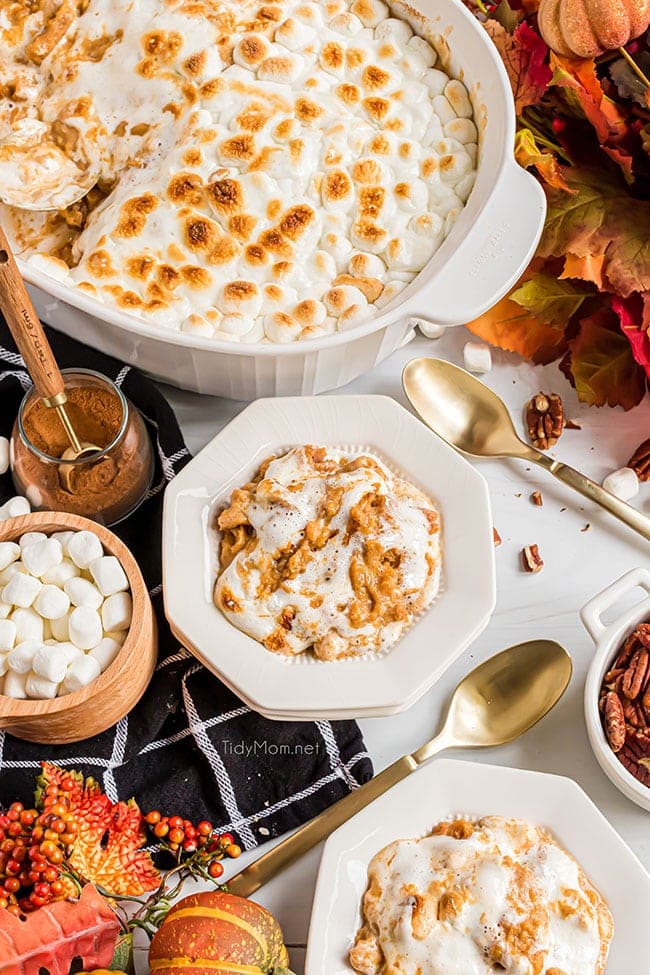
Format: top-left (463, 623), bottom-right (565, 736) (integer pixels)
top-left (161, 325), bottom-right (650, 972)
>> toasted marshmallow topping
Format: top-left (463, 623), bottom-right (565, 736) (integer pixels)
top-left (2, 0), bottom-right (477, 344)
top-left (351, 817), bottom-right (613, 975)
top-left (214, 446), bottom-right (440, 658)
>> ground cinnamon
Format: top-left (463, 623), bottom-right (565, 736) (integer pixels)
top-left (12, 377), bottom-right (153, 525)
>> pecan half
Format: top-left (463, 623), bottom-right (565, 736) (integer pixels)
top-left (521, 544), bottom-right (543, 573)
top-left (525, 392), bottom-right (564, 450)
top-left (622, 649), bottom-right (649, 701)
top-left (493, 527), bottom-right (502, 547)
top-left (531, 491), bottom-right (543, 506)
top-left (628, 438), bottom-right (650, 482)
top-left (604, 692), bottom-right (626, 752)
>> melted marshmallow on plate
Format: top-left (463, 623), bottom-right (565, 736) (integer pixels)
top-left (213, 445), bottom-right (441, 659)
top-left (1, 0), bottom-right (478, 343)
top-left (350, 816), bottom-right (614, 975)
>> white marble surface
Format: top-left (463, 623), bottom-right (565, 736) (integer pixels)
top-left (160, 325), bottom-right (650, 967)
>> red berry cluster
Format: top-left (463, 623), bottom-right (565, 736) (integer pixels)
top-left (0, 778), bottom-right (77, 915)
top-left (144, 811), bottom-right (241, 879)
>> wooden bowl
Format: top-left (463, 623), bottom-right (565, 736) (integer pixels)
top-left (0, 511), bottom-right (157, 744)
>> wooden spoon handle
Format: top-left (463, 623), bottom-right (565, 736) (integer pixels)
top-left (0, 223), bottom-right (65, 404)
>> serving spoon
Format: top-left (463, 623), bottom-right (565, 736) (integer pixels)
top-left (227, 639), bottom-right (572, 898)
top-left (403, 357), bottom-right (650, 542)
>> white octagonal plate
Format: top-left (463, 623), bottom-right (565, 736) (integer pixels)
top-left (163, 396), bottom-right (495, 719)
top-left (306, 759), bottom-right (650, 974)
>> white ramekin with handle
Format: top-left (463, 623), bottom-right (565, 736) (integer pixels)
top-left (581, 567), bottom-right (650, 812)
top-left (15, 0), bottom-right (546, 398)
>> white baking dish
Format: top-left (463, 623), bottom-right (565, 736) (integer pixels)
top-left (581, 567), bottom-right (650, 812)
top-left (16, 0), bottom-right (546, 398)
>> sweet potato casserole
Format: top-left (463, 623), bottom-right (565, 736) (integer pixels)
top-left (1, 0), bottom-right (478, 344)
top-left (213, 445), bottom-right (441, 659)
top-left (350, 816), bottom-right (613, 975)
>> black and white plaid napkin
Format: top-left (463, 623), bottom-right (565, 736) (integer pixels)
top-left (0, 319), bottom-right (373, 847)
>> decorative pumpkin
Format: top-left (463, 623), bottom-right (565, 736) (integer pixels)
top-left (538, 0), bottom-right (650, 58)
top-left (148, 891), bottom-right (295, 975)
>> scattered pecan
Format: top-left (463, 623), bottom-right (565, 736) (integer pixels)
top-left (564, 418), bottom-right (582, 430)
top-left (531, 491), bottom-right (543, 506)
top-left (521, 544), bottom-right (543, 573)
top-left (493, 527), bottom-right (502, 547)
top-left (604, 692), bottom-right (626, 752)
top-left (525, 392), bottom-right (564, 450)
top-left (627, 438), bottom-right (650, 482)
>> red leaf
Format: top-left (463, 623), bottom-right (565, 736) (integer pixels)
top-left (484, 20), bottom-right (552, 114)
top-left (612, 294), bottom-right (650, 379)
top-left (0, 885), bottom-right (119, 975)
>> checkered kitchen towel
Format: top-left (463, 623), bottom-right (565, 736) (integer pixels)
top-left (0, 318), bottom-right (373, 847)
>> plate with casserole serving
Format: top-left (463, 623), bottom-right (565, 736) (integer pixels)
top-left (305, 759), bottom-right (650, 975)
top-left (162, 395), bottom-right (495, 719)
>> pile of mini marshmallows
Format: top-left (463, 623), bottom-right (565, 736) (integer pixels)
top-left (0, 501), bottom-right (131, 699)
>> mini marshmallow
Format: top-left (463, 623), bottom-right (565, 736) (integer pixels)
top-left (69, 606), bottom-right (103, 650)
top-left (0, 437), bottom-right (8, 476)
top-left (444, 117), bottom-right (478, 145)
top-left (21, 538), bottom-right (63, 577)
top-left (444, 79), bottom-right (473, 118)
top-left (90, 637), bottom-right (122, 672)
top-left (11, 607), bottom-right (43, 642)
top-left (64, 576), bottom-right (103, 609)
top-left (0, 562), bottom-right (28, 586)
top-left (26, 673), bottom-right (59, 699)
top-left (89, 556), bottom-right (129, 597)
top-left (0, 496), bottom-right (30, 521)
top-left (409, 317), bottom-right (446, 339)
top-left (51, 531), bottom-right (75, 553)
top-left (2, 571), bottom-right (41, 608)
top-left (0, 619), bottom-right (16, 652)
top-left (19, 532), bottom-right (47, 549)
top-left (0, 602), bottom-right (10, 620)
top-left (41, 559), bottom-right (80, 587)
top-left (8, 639), bottom-right (42, 674)
top-left (101, 592), bottom-right (132, 633)
top-left (406, 34), bottom-right (437, 69)
top-left (33, 584), bottom-right (71, 620)
top-left (263, 312), bottom-right (302, 343)
top-left (56, 641), bottom-right (83, 665)
top-left (32, 644), bottom-right (68, 683)
top-left (3, 669), bottom-right (27, 699)
top-left (67, 531), bottom-right (103, 569)
top-left (49, 612), bottom-right (70, 643)
top-left (603, 467), bottom-right (639, 502)
top-left (0, 542), bottom-right (20, 571)
top-left (105, 630), bottom-right (127, 646)
top-left (463, 341), bottom-right (493, 374)
top-left (63, 654), bottom-right (101, 693)
top-left (0, 653), bottom-right (8, 677)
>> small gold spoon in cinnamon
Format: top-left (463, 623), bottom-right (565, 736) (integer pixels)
top-left (0, 224), bottom-right (101, 482)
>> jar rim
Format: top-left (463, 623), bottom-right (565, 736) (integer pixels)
top-left (17, 368), bottom-right (130, 466)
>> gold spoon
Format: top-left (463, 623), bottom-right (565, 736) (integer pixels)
top-left (0, 224), bottom-right (100, 479)
top-left (403, 357), bottom-right (650, 543)
top-left (227, 639), bottom-right (572, 898)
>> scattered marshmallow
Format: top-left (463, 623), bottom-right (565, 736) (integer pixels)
top-left (69, 606), bottom-right (103, 650)
top-left (409, 317), bottom-right (446, 340)
top-left (89, 556), bottom-right (129, 597)
top-left (463, 341), bottom-right (493, 374)
top-left (603, 467), bottom-right (639, 502)
top-left (0, 438), bottom-right (9, 476)
top-left (67, 531), bottom-right (103, 569)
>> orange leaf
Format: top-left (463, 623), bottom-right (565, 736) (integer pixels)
top-left (560, 253), bottom-right (606, 290)
top-left (568, 309), bottom-right (646, 409)
top-left (466, 289), bottom-right (567, 365)
top-left (550, 54), bottom-right (627, 144)
top-left (514, 129), bottom-right (573, 192)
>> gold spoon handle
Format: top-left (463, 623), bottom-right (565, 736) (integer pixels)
top-left (0, 223), bottom-right (66, 405)
top-left (227, 755), bottom-right (420, 899)
top-left (534, 453), bottom-right (650, 541)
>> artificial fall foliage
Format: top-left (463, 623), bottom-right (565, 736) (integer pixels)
top-left (464, 0), bottom-right (650, 409)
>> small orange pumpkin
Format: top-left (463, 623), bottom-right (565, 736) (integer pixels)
top-left (538, 0), bottom-right (650, 58)
top-left (148, 891), bottom-right (294, 975)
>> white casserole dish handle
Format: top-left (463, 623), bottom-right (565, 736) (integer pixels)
top-left (399, 159), bottom-right (546, 327)
top-left (580, 568), bottom-right (650, 644)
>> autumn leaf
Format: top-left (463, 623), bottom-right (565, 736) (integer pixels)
top-left (612, 294), bottom-right (650, 379)
top-left (484, 20), bottom-right (552, 114)
top-left (514, 128), bottom-right (573, 191)
top-left (510, 272), bottom-right (591, 326)
top-left (560, 253), bottom-right (606, 290)
top-left (567, 309), bottom-right (647, 409)
top-left (493, 0), bottom-right (520, 32)
top-left (37, 763), bottom-right (160, 897)
top-left (466, 280), bottom-right (567, 364)
top-left (539, 166), bottom-right (650, 297)
top-left (550, 54), bottom-right (627, 145)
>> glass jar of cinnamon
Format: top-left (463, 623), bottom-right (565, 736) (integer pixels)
top-left (11, 369), bottom-right (154, 526)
